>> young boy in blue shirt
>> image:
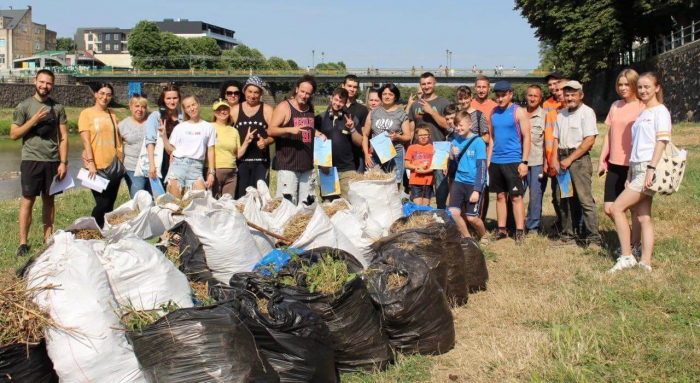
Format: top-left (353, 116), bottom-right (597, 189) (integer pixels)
top-left (448, 110), bottom-right (488, 243)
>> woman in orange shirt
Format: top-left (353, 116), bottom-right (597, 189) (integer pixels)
top-left (79, 83), bottom-right (123, 227)
top-left (598, 69), bottom-right (645, 256)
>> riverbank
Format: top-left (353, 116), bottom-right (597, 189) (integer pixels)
top-left (1, 125), bottom-right (698, 381)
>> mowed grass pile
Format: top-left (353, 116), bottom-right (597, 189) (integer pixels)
top-left (0, 124), bottom-right (699, 381)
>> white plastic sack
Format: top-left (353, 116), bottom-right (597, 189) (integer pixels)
top-left (330, 210), bottom-right (374, 265)
top-left (348, 177), bottom-right (404, 235)
top-left (290, 205), bottom-right (367, 268)
top-left (185, 208), bottom-right (263, 284)
top-left (103, 190), bottom-right (158, 240)
top-left (256, 179), bottom-right (272, 207)
top-left (243, 196), bottom-right (275, 256)
top-left (263, 198), bottom-right (297, 235)
top-left (182, 190), bottom-right (223, 214)
top-left (99, 234), bottom-right (193, 310)
top-left (65, 216), bottom-right (106, 236)
top-left (27, 231), bottom-right (146, 383)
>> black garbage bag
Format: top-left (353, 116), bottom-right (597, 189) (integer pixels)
top-left (127, 302), bottom-right (280, 383)
top-left (366, 249), bottom-right (455, 355)
top-left (382, 210), bottom-right (469, 305)
top-left (0, 340), bottom-right (58, 383)
top-left (227, 275), bottom-right (339, 383)
top-left (165, 220), bottom-right (218, 286)
top-left (461, 237), bottom-right (489, 292)
top-left (276, 248), bottom-right (394, 373)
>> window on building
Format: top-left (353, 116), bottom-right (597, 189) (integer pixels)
top-left (114, 43), bottom-right (120, 51)
top-left (35, 27), bottom-right (40, 34)
top-left (0, 54), bottom-right (5, 64)
top-left (114, 33), bottom-right (120, 40)
top-left (87, 34), bottom-right (93, 42)
top-left (21, 24), bottom-right (27, 32)
top-left (0, 39), bottom-right (5, 47)
top-left (123, 43), bottom-right (128, 51)
top-left (35, 40), bottom-right (40, 50)
top-left (105, 34), bottom-right (111, 41)
top-left (105, 44), bottom-right (111, 51)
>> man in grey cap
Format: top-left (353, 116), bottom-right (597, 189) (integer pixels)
top-left (550, 80), bottom-right (601, 248)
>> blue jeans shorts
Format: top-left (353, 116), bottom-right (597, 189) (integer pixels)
top-left (167, 157), bottom-right (204, 188)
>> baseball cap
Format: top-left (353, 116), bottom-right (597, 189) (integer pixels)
top-left (562, 80), bottom-right (583, 91)
top-left (212, 99), bottom-right (230, 110)
top-left (493, 80), bottom-right (513, 92)
top-left (242, 76), bottom-right (265, 94)
top-left (545, 72), bottom-right (563, 82)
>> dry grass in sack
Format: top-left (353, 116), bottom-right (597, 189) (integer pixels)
top-left (263, 199), bottom-right (282, 213)
top-left (282, 213), bottom-right (314, 244)
top-left (348, 167), bottom-right (395, 182)
top-left (392, 215), bottom-right (440, 232)
top-left (236, 204), bottom-right (245, 214)
top-left (256, 298), bottom-right (269, 315)
top-left (120, 300), bottom-right (180, 332)
top-left (107, 208), bottom-right (140, 226)
top-left (322, 200), bottom-right (350, 218)
top-left (71, 229), bottom-right (104, 240)
top-left (189, 281), bottom-right (216, 306)
top-left (165, 245), bottom-right (182, 268)
top-left (0, 273), bottom-right (58, 347)
top-left (387, 272), bottom-right (407, 291)
top-left (158, 197), bottom-right (193, 215)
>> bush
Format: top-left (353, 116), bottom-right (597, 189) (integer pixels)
top-left (0, 120), bottom-right (79, 136)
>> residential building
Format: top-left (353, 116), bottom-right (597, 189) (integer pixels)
top-left (155, 18), bottom-right (240, 50)
top-left (0, 6), bottom-right (58, 70)
top-left (74, 27), bottom-right (131, 68)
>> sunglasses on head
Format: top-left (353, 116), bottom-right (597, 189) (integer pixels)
top-left (226, 91), bottom-right (241, 97)
top-left (131, 92), bottom-right (147, 98)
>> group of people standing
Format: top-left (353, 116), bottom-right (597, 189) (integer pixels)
top-left (11, 69), bottom-right (672, 274)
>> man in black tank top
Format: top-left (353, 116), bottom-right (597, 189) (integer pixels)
top-left (233, 76), bottom-right (275, 198)
top-left (268, 75), bottom-right (321, 205)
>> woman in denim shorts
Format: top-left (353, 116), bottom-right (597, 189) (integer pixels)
top-left (160, 96), bottom-right (217, 198)
top-left (609, 72), bottom-right (671, 274)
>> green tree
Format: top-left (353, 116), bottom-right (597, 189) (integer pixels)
top-left (159, 32), bottom-right (186, 69)
top-left (286, 59), bottom-right (300, 70)
top-left (266, 56), bottom-right (291, 71)
top-left (128, 21), bottom-right (162, 69)
top-left (220, 49), bottom-right (243, 69)
top-left (183, 37), bottom-right (221, 69)
top-left (56, 37), bottom-right (74, 52)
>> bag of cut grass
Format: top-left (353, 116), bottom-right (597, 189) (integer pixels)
top-left (165, 221), bottom-right (218, 287)
top-left (348, 169), bottom-right (404, 235)
top-left (65, 216), bottom-right (106, 240)
top-left (275, 248), bottom-right (393, 373)
top-left (329, 209), bottom-right (376, 266)
top-left (243, 194), bottom-right (275, 256)
top-left (0, 274), bottom-right (59, 383)
top-left (461, 237), bottom-right (489, 292)
top-left (127, 303), bottom-right (280, 383)
top-left (224, 276), bottom-right (339, 383)
top-left (98, 234), bottom-right (193, 311)
top-left (366, 250), bottom-right (455, 355)
top-left (387, 210), bottom-right (468, 305)
top-left (262, 198), bottom-right (297, 235)
top-left (185, 208), bottom-right (263, 284)
top-left (283, 204), bottom-right (366, 267)
top-left (102, 190), bottom-right (155, 240)
top-left (26, 231), bottom-right (146, 383)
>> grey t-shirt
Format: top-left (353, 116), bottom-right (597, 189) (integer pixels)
top-left (528, 107), bottom-right (546, 166)
top-left (408, 97), bottom-right (450, 142)
top-left (370, 107), bottom-right (408, 151)
top-left (13, 96), bottom-right (67, 162)
top-left (118, 117), bottom-right (147, 171)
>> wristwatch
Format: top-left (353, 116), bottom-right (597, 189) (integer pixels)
top-left (209, 169), bottom-right (216, 175)
top-left (60, 160), bottom-right (68, 165)
top-left (646, 165), bottom-right (656, 170)
top-left (521, 160), bottom-right (529, 165)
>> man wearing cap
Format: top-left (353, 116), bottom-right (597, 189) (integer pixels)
top-left (232, 76), bottom-right (274, 197)
top-left (550, 81), bottom-right (601, 248)
top-left (488, 80), bottom-right (531, 245)
top-left (315, 88), bottom-right (361, 201)
top-left (543, 73), bottom-right (568, 230)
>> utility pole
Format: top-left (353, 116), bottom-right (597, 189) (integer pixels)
top-left (321, 51), bottom-right (325, 63)
top-left (312, 50), bottom-right (315, 69)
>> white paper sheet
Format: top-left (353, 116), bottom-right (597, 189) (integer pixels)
top-left (49, 172), bottom-right (75, 195)
top-left (77, 168), bottom-right (110, 192)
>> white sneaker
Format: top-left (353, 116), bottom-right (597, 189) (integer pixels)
top-left (638, 262), bottom-right (652, 272)
top-left (608, 256), bottom-right (638, 274)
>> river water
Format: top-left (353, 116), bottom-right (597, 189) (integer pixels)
top-left (0, 136), bottom-right (87, 200)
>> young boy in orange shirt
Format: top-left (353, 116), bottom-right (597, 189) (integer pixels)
top-left (404, 124), bottom-right (434, 206)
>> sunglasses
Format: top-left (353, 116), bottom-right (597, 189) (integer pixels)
top-left (226, 91), bottom-right (241, 97)
top-left (131, 92), bottom-right (147, 98)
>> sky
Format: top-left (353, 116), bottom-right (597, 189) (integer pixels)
top-left (9, 0), bottom-right (541, 70)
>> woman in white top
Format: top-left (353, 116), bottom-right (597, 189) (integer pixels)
top-left (160, 95), bottom-right (216, 198)
top-left (609, 72), bottom-right (671, 273)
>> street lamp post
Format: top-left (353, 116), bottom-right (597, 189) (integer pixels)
top-left (321, 52), bottom-right (325, 63)
top-left (446, 49), bottom-right (449, 68)
top-left (312, 50), bottom-right (315, 69)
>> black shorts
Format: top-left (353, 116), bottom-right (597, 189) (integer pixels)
top-left (604, 163), bottom-right (629, 203)
top-left (410, 184), bottom-right (434, 200)
top-left (448, 181), bottom-right (483, 216)
top-left (20, 160), bottom-right (59, 198)
top-left (488, 162), bottom-right (524, 195)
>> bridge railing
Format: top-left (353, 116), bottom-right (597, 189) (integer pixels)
top-left (619, 19), bottom-right (700, 64)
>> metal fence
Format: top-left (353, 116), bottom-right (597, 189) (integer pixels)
top-left (619, 19), bottom-right (700, 64)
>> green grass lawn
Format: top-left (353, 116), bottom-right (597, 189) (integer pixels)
top-left (1, 122), bottom-right (698, 382)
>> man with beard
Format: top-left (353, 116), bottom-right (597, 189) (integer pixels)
top-left (10, 69), bottom-right (68, 257)
top-left (315, 88), bottom-right (361, 200)
top-left (342, 74), bottom-right (368, 172)
top-left (268, 75), bottom-right (319, 205)
top-left (407, 72), bottom-right (449, 207)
